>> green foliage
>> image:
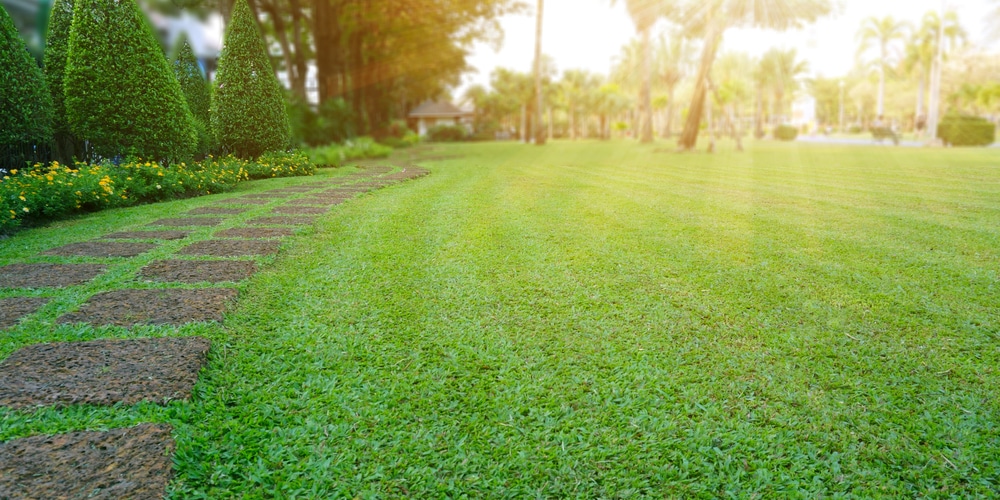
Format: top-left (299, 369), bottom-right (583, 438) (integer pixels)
top-left (172, 34), bottom-right (213, 155)
top-left (937, 115), bottom-right (996, 147)
top-left (287, 96), bottom-right (355, 148)
top-left (426, 124), bottom-right (469, 142)
top-left (0, 150), bottom-right (316, 232)
top-left (212, 0), bottom-right (290, 158)
top-left (304, 137), bottom-right (392, 167)
top-left (1, 6), bottom-right (54, 168)
top-left (42, 0), bottom-right (74, 139)
top-left (64, 0), bottom-right (196, 162)
top-left (773, 124), bottom-right (799, 141)
top-left (243, 151), bottom-right (316, 179)
top-left (377, 120), bottom-right (420, 148)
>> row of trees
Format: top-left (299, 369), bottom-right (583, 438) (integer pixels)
top-left (146, 0), bottom-right (524, 137)
top-left (3, 0), bottom-right (291, 167)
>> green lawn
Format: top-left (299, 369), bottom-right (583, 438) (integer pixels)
top-left (2, 140), bottom-right (999, 497)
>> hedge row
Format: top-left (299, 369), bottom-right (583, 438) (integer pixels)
top-left (0, 151), bottom-right (315, 233)
top-left (305, 138), bottom-right (393, 167)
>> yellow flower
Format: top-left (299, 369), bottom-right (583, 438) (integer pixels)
top-left (22, 207), bottom-right (29, 213)
top-left (19, 196), bottom-right (25, 201)
top-left (10, 169), bottom-right (17, 175)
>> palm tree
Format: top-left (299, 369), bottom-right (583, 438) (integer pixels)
top-left (758, 48), bottom-right (808, 126)
top-left (612, 0), bottom-right (673, 143)
top-left (533, 0), bottom-right (546, 145)
top-left (856, 16), bottom-right (909, 116)
top-left (903, 10), bottom-right (964, 128)
top-left (654, 30), bottom-right (691, 138)
top-left (677, 0), bottom-right (832, 151)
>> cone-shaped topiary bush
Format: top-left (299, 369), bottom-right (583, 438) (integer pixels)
top-left (212, 0), bottom-right (290, 158)
top-left (172, 33), bottom-right (213, 154)
top-left (42, 0), bottom-right (77, 162)
top-left (64, 0), bottom-right (195, 161)
top-left (1, 5), bottom-right (54, 168)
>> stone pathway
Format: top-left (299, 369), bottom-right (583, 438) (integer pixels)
top-left (0, 163), bottom-right (429, 497)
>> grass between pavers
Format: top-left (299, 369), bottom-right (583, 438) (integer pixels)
top-left (3, 141), bottom-right (1000, 497)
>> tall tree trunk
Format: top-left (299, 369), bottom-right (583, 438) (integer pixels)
top-left (639, 25), bottom-right (653, 143)
top-left (664, 86), bottom-right (675, 138)
top-left (678, 17), bottom-right (724, 150)
top-left (258, 1), bottom-right (295, 90)
top-left (314, 0), bottom-right (342, 103)
top-left (288, 0), bottom-right (307, 99)
top-left (520, 104), bottom-right (527, 142)
top-left (548, 107), bottom-right (553, 140)
top-left (533, 0), bottom-right (546, 145)
top-left (754, 85), bottom-right (764, 138)
top-left (570, 105), bottom-right (576, 140)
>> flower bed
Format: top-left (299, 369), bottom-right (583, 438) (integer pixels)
top-left (1, 152), bottom-right (315, 232)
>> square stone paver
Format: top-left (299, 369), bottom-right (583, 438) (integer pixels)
top-left (58, 289), bottom-right (237, 327)
top-left (178, 239), bottom-right (281, 257)
top-left (0, 263), bottom-right (106, 288)
top-left (103, 230), bottom-right (192, 240)
top-left (0, 424), bottom-right (174, 499)
top-left (185, 207), bottom-right (248, 216)
top-left (43, 242), bottom-right (157, 258)
top-left (148, 217), bottom-right (224, 227)
top-left (285, 198), bottom-right (344, 207)
top-left (0, 336), bottom-right (211, 409)
top-left (140, 259), bottom-right (257, 283)
top-left (212, 198), bottom-right (270, 206)
top-left (271, 206), bottom-right (328, 215)
top-left (0, 297), bottom-right (49, 329)
top-left (241, 193), bottom-right (291, 199)
top-left (246, 216), bottom-right (317, 226)
top-left (214, 227), bottom-right (295, 239)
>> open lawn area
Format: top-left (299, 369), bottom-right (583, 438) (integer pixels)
top-left (2, 141), bottom-right (999, 497)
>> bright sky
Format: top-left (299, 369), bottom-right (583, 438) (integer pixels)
top-left (458, 0), bottom-right (999, 97)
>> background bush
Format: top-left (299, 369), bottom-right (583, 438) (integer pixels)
top-left (42, 0), bottom-right (77, 163)
top-left (64, 0), bottom-right (196, 162)
top-left (212, 0), bottom-right (290, 158)
top-left (426, 124), bottom-right (469, 142)
top-left (937, 115), bottom-right (996, 147)
top-left (244, 151), bottom-right (316, 179)
top-left (305, 137), bottom-right (392, 167)
top-left (172, 34), bottom-right (213, 155)
top-left (773, 125), bottom-right (799, 141)
top-left (1, 6), bottom-right (54, 170)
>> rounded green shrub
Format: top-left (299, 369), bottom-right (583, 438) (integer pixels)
top-left (773, 125), bottom-right (799, 141)
top-left (212, 0), bottom-right (290, 158)
top-left (1, 5), bottom-right (54, 169)
top-left (42, 0), bottom-right (76, 161)
top-left (172, 33), bottom-right (213, 154)
top-left (64, 0), bottom-right (196, 162)
top-left (937, 115), bottom-right (996, 147)
top-left (426, 124), bottom-right (469, 142)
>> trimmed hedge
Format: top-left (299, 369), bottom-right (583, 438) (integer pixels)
top-left (773, 125), bottom-right (798, 141)
top-left (42, 0), bottom-right (76, 161)
top-left (1, 6), bottom-right (54, 169)
top-left (305, 137), bottom-right (392, 167)
top-left (64, 0), bottom-right (196, 162)
top-left (172, 33), bottom-right (213, 155)
top-left (937, 115), bottom-right (996, 147)
top-left (213, 0), bottom-right (290, 158)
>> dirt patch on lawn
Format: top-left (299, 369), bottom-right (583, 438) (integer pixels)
top-left (102, 230), bottom-right (191, 240)
top-left (148, 217), bottom-right (224, 227)
top-left (178, 239), bottom-right (281, 257)
top-left (246, 216), bottom-right (318, 226)
top-left (43, 242), bottom-right (157, 258)
top-left (271, 206), bottom-right (328, 215)
top-left (0, 336), bottom-right (211, 409)
top-left (0, 297), bottom-right (49, 329)
top-left (185, 207), bottom-right (249, 216)
top-left (140, 260), bottom-right (258, 284)
top-left (0, 423), bottom-right (175, 499)
top-left (212, 198), bottom-right (271, 206)
top-left (214, 227), bottom-right (295, 238)
top-left (0, 263), bottom-right (107, 288)
top-left (58, 288), bottom-right (236, 327)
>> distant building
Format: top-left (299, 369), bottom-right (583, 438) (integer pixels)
top-left (408, 100), bottom-right (474, 136)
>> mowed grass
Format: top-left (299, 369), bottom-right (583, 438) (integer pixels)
top-left (2, 140), bottom-right (1000, 497)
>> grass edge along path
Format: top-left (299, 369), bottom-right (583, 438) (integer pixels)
top-left (0, 159), bottom-right (428, 497)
